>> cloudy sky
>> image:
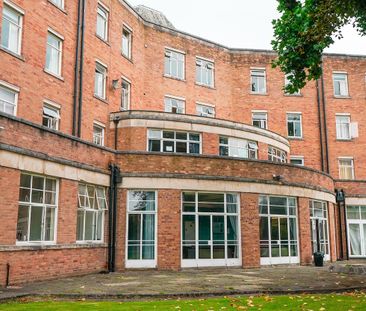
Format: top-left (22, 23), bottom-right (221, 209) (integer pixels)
top-left (127, 0), bottom-right (365, 55)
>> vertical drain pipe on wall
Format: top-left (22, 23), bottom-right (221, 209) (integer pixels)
top-left (316, 80), bottom-right (325, 172)
top-left (320, 63), bottom-right (330, 174)
top-left (77, 0), bottom-right (86, 138)
top-left (72, 0), bottom-right (83, 136)
top-left (108, 164), bottom-right (122, 273)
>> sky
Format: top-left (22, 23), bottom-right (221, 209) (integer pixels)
top-left (127, 0), bottom-right (365, 55)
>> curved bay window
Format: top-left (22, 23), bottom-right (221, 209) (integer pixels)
top-left (182, 192), bottom-right (240, 267)
top-left (259, 196), bottom-right (299, 265)
top-left (219, 136), bottom-right (258, 159)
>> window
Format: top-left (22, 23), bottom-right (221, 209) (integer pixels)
top-left (77, 184), bottom-right (107, 242)
top-left (164, 49), bottom-right (185, 80)
top-left (251, 69), bottom-right (266, 94)
top-left (268, 146), bottom-right (287, 163)
top-left (346, 206), bottom-right (366, 257)
top-left (284, 74), bottom-right (301, 95)
top-left (0, 82), bottom-right (18, 115)
top-left (127, 191), bottom-right (157, 267)
top-left (96, 4), bottom-right (108, 41)
top-left (333, 73), bottom-right (349, 97)
top-left (46, 31), bottom-right (63, 76)
top-left (17, 174), bottom-right (58, 243)
top-left (290, 156), bottom-right (304, 166)
top-left (196, 57), bottom-right (214, 87)
top-left (93, 122), bottom-right (105, 146)
top-left (339, 158), bottom-right (354, 180)
top-left (121, 79), bottom-right (131, 110)
top-left (1, 3), bottom-right (23, 55)
top-left (196, 103), bottom-right (215, 118)
top-left (122, 27), bottom-right (132, 59)
top-left (287, 113), bottom-right (302, 138)
top-left (49, 0), bottom-right (64, 9)
top-left (42, 103), bottom-right (60, 130)
top-left (182, 192), bottom-right (240, 266)
top-left (164, 96), bottom-right (185, 114)
top-left (252, 112), bottom-right (267, 129)
top-left (309, 200), bottom-right (329, 258)
top-left (148, 129), bottom-right (201, 154)
top-left (259, 196), bottom-right (298, 265)
top-left (336, 115), bottom-right (351, 140)
top-left (94, 62), bottom-right (107, 99)
top-left (219, 137), bottom-right (258, 159)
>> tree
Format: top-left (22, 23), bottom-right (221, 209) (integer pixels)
top-left (272, 0), bottom-right (366, 94)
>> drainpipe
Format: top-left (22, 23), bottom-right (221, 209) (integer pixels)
top-left (336, 189), bottom-right (346, 260)
top-left (108, 164), bottom-right (122, 272)
top-left (320, 63), bottom-right (330, 174)
top-left (316, 80), bottom-right (325, 172)
top-left (72, 0), bottom-right (82, 136)
top-left (77, 0), bottom-right (86, 138)
top-left (114, 119), bottom-right (120, 150)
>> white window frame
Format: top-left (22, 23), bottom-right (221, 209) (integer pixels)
top-left (148, 129), bottom-right (201, 154)
top-left (338, 157), bottom-right (355, 180)
top-left (121, 77), bottom-right (131, 111)
top-left (42, 100), bottom-right (61, 130)
top-left (287, 112), bottom-right (303, 139)
top-left (196, 57), bottom-right (214, 88)
top-left (0, 80), bottom-right (19, 116)
top-left (164, 96), bottom-right (185, 114)
top-left (164, 48), bottom-right (185, 80)
top-left (181, 192), bottom-right (241, 268)
top-left (268, 146), bottom-right (287, 163)
top-left (1, 1), bottom-right (24, 55)
top-left (96, 3), bottom-right (109, 41)
top-left (346, 206), bottom-right (366, 258)
top-left (16, 173), bottom-right (58, 245)
top-left (252, 111), bottom-right (268, 129)
top-left (290, 156), bottom-right (304, 166)
top-left (336, 114), bottom-right (351, 140)
top-left (49, 0), bottom-right (64, 10)
top-left (219, 136), bottom-right (258, 159)
top-left (284, 74), bottom-right (301, 95)
top-left (122, 25), bottom-right (132, 59)
top-left (126, 190), bottom-right (158, 268)
top-left (45, 29), bottom-right (63, 77)
top-left (333, 72), bottom-right (349, 97)
top-left (250, 68), bottom-right (266, 94)
top-left (93, 121), bottom-right (105, 146)
top-left (76, 183), bottom-right (108, 243)
top-left (94, 60), bottom-right (107, 100)
top-left (196, 102), bottom-right (215, 118)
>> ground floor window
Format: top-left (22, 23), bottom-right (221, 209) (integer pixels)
top-left (347, 206), bottom-right (366, 257)
top-left (77, 184), bottom-right (108, 242)
top-left (259, 196), bottom-right (298, 265)
top-left (309, 200), bottom-right (330, 260)
top-left (17, 173), bottom-right (58, 243)
top-left (126, 191), bottom-right (157, 268)
top-left (181, 192), bottom-right (240, 267)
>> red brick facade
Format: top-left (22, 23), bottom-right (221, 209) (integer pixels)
top-left (0, 0), bottom-right (365, 285)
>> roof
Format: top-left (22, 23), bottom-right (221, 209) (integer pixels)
top-left (134, 5), bottom-right (175, 29)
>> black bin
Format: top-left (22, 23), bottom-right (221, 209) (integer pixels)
top-left (313, 252), bottom-right (324, 267)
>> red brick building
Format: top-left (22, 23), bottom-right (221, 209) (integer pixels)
top-left (0, 0), bottom-right (365, 285)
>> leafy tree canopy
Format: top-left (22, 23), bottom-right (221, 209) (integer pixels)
top-left (272, 0), bottom-right (366, 94)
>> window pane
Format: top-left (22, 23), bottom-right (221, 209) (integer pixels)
top-left (29, 206), bottom-right (43, 241)
top-left (84, 211), bottom-right (95, 240)
top-left (347, 206), bottom-right (360, 220)
top-left (44, 207), bottom-right (55, 241)
top-left (76, 210), bottom-right (84, 241)
top-left (128, 214), bottom-right (140, 241)
top-left (16, 205), bottom-right (29, 242)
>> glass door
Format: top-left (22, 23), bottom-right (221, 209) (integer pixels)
top-left (347, 206), bottom-right (366, 258)
top-left (126, 191), bottom-right (157, 268)
top-left (182, 192), bottom-right (241, 267)
top-left (310, 200), bottom-right (330, 260)
top-left (259, 196), bottom-right (299, 265)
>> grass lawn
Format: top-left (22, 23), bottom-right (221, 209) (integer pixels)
top-left (1, 292), bottom-right (366, 310)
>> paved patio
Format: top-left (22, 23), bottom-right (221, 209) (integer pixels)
top-left (1, 263), bottom-right (366, 301)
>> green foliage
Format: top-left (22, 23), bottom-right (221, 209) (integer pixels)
top-left (272, 0), bottom-right (366, 94)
